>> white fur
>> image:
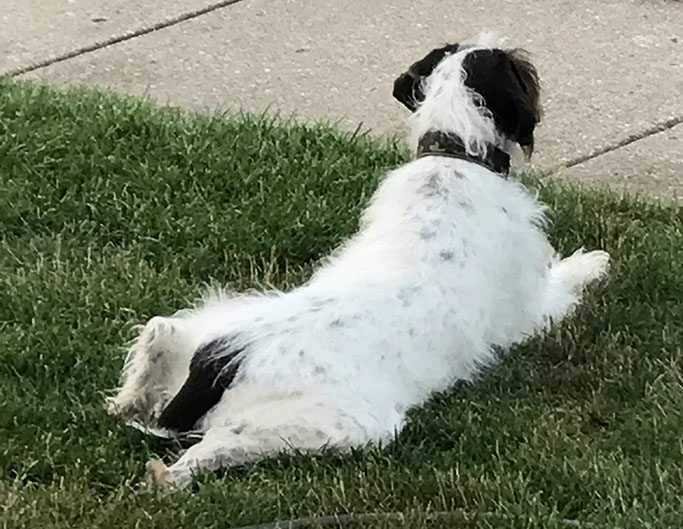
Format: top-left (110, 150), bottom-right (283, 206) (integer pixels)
top-left (108, 35), bottom-right (610, 489)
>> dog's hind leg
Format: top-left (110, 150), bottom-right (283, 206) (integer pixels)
top-left (107, 316), bottom-right (196, 424)
top-left (145, 419), bottom-right (359, 489)
top-left (145, 394), bottom-right (388, 489)
top-left (108, 293), bottom-right (280, 429)
top-left (539, 248), bottom-right (610, 326)
top-left (145, 426), bottom-right (293, 489)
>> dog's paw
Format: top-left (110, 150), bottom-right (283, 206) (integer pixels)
top-left (146, 459), bottom-right (174, 491)
top-left (573, 249), bottom-right (610, 284)
top-left (105, 395), bottom-right (131, 417)
top-left (550, 248), bottom-right (610, 296)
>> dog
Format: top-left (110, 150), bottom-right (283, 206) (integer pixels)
top-left (108, 34), bottom-right (610, 489)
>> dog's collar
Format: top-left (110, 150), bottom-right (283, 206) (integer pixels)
top-left (416, 130), bottom-right (510, 177)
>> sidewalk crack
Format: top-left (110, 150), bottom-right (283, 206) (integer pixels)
top-left (5, 0), bottom-right (248, 77)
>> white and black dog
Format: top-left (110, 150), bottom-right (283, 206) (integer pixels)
top-left (108, 34), bottom-right (610, 489)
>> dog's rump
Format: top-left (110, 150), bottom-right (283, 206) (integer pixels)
top-left (157, 336), bottom-right (245, 432)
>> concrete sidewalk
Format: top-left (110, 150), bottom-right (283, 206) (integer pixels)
top-left (4, 0), bottom-right (682, 197)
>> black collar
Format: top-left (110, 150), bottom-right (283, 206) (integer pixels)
top-left (416, 130), bottom-right (510, 177)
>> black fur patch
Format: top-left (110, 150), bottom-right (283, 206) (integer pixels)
top-left (461, 49), bottom-right (541, 156)
top-left (157, 336), bottom-right (246, 432)
top-left (393, 43), bottom-right (460, 111)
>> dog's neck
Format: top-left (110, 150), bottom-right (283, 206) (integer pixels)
top-left (416, 130), bottom-right (510, 177)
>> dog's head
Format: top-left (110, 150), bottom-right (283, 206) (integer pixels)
top-left (393, 38), bottom-right (541, 158)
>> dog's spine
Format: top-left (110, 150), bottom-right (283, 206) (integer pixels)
top-left (157, 336), bottom-right (245, 432)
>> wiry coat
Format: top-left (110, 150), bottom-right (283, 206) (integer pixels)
top-left (108, 34), bottom-right (609, 488)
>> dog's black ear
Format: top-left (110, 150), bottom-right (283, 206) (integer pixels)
top-left (505, 49), bottom-right (542, 157)
top-left (392, 72), bottom-right (421, 112)
top-left (393, 43), bottom-right (460, 111)
top-left (462, 48), bottom-right (542, 157)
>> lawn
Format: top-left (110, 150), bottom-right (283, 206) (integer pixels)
top-left (0, 80), bottom-right (681, 529)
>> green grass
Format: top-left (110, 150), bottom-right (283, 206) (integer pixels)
top-left (0, 80), bottom-right (681, 529)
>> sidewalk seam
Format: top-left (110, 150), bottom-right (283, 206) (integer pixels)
top-left (561, 115), bottom-right (683, 169)
top-left (5, 0), bottom-right (248, 78)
